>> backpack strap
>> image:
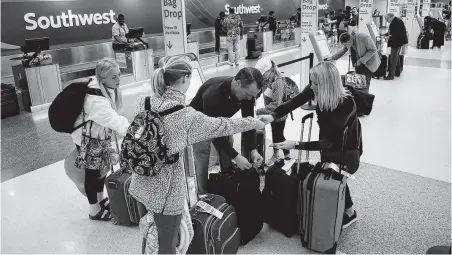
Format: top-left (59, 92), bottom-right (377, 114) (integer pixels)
top-left (160, 105), bottom-right (185, 116)
top-left (145, 96), bottom-right (151, 111)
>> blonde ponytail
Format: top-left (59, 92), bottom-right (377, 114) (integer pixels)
top-left (151, 56), bottom-right (193, 97)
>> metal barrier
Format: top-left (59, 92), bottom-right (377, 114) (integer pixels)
top-left (277, 52), bottom-right (316, 111)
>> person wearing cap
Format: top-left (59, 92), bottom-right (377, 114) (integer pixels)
top-left (255, 58), bottom-right (299, 166)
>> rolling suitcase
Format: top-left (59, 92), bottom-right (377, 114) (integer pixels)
top-left (241, 129), bottom-right (265, 175)
top-left (262, 112), bottom-right (315, 237)
top-left (1, 83), bottom-right (19, 119)
top-left (299, 125), bottom-right (351, 254)
top-left (187, 194), bottom-right (241, 254)
top-left (373, 34), bottom-right (387, 79)
top-left (184, 146), bottom-right (241, 254)
top-left (208, 167), bottom-right (263, 245)
top-left (105, 135), bottom-right (147, 226)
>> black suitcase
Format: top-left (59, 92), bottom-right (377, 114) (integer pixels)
top-left (388, 54), bottom-right (404, 77)
top-left (373, 53), bottom-right (387, 79)
top-left (417, 32), bottom-right (431, 49)
top-left (241, 129), bottom-right (265, 175)
top-left (208, 168), bottom-right (263, 245)
top-left (105, 137), bottom-right (147, 226)
top-left (262, 112), bottom-right (315, 237)
top-left (1, 84), bottom-right (19, 119)
top-left (187, 194), bottom-right (241, 254)
top-left (246, 35), bottom-right (263, 59)
top-left (105, 170), bottom-right (147, 225)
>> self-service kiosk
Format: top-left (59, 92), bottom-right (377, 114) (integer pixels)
top-left (309, 30), bottom-right (332, 62)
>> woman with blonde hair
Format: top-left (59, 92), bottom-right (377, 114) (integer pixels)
top-left (71, 58), bottom-right (130, 221)
top-left (129, 55), bottom-right (264, 254)
top-left (258, 61), bottom-right (362, 229)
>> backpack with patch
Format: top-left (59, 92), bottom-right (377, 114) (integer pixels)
top-left (121, 97), bottom-right (184, 176)
top-left (49, 78), bottom-right (103, 133)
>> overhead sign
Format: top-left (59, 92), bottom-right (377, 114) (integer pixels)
top-left (388, 0), bottom-right (400, 14)
top-left (421, 0), bottom-right (430, 17)
top-left (224, 4), bottom-right (262, 15)
top-left (161, 0), bottom-right (187, 56)
top-left (358, 0), bottom-right (373, 35)
top-left (300, 0), bottom-right (318, 87)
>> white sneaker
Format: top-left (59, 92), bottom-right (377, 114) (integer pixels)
top-left (228, 62), bottom-right (234, 66)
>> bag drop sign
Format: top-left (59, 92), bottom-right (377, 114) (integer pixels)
top-left (161, 0), bottom-right (187, 56)
top-left (358, 0), bottom-right (373, 35)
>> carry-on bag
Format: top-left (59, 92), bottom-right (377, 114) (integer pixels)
top-left (105, 135), bottom-right (147, 226)
top-left (300, 124), bottom-right (353, 254)
top-left (184, 146), bottom-right (241, 254)
top-left (262, 112), bottom-right (315, 237)
top-left (207, 167), bottom-right (263, 245)
top-left (241, 129), bottom-right (266, 175)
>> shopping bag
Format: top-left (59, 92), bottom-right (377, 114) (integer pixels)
top-left (344, 71), bottom-right (368, 90)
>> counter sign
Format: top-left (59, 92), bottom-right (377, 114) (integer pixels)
top-left (161, 0), bottom-right (187, 56)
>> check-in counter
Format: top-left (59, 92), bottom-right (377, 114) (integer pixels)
top-left (12, 63), bottom-right (62, 112)
top-left (113, 48), bottom-right (154, 86)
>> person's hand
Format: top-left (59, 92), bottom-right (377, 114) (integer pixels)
top-left (257, 115), bottom-right (274, 125)
top-left (251, 150), bottom-right (264, 168)
top-left (356, 59), bottom-right (362, 66)
top-left (270, 140), bottom-right (297, 150)
top-left (234, 155), bottom-right (252, 170)
top-left (254, 119), bottom-right (265, 130)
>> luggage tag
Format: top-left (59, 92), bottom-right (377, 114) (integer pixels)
top-left (324, 162), bottom-right (356, 180)
top-left (281, 159), bottom-right (296, 175)
top-left (196, 201), bottom-right (224, 219)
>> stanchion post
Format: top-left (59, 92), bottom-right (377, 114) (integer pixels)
top-left (301, 53), bottom-right (316, 111)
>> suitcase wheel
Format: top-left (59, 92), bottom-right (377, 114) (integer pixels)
top-left (111, 217), bottom-right (118, 225)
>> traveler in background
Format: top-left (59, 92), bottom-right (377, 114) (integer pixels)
top-left (424, 16), bottom-right (447, 49)
top-left (215, 12), bottom-right (226, 52)
top-left (383, 13), bottom-right (408, 80)
top-left (190, 67), bottom-right (264, 195)
top-left (297, 8), bottom-right (302, 27)
top-left (326, 32), bottom-right (381, 90)
top-left (255, 58), bottom-right (299, 166)
top-left (266, 11), bottom-right (278, 37)
top-left (258, 62), bottom-right (362, 229)
top-left (348, 8), bottom-right (359, 33)
top-left (129, 56), bottom-right (264, 254)
top-left (72, 58), bottom-right (130, 221)
top-left (112, 14), bottom-right (129, 50)
top-left (332, 9), bottom-right (346, 42)
top-left (223, 8), bottom-right (244, 66)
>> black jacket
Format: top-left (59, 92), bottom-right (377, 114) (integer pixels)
top-left (387, 17), bottom-right (408, 48)
top-left (270, 86), bottom-right (362, 173)
top-left (215, 18), bottom-right (225, 36)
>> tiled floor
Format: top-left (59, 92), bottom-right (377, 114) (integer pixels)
top-left (1, 41), bottom-right (451, 254)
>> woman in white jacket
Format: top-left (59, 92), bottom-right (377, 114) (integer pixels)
top-left (129, 55), bottom-right (264, 254)
top-left (71, 58), bottom-right (130, 221)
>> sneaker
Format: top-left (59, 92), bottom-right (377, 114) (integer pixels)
top-left (235, 62), bottom-right (240, 66)
top-left (228, 62), bottom-right (234, 66)
top-left (342, 211), bottom-right (357, 229)
top-left (265, 154), bottom-right (280, 167)
top-left (384, 76), bottom-right (394, 80)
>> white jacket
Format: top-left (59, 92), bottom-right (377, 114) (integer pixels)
top-left (71, 79), bottom-right (130, 146)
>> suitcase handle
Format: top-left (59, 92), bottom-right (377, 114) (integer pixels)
top-left (297, 112), bottom-right (314, 173)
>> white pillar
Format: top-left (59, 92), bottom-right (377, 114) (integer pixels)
top-left (161, 0), bottom-right (188, 57)
top-left (300, 0), bottom-right (318, 88)
top-left (358, 0), bottom-right (374, 35)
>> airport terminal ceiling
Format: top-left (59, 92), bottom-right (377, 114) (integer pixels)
top-left (1, 0), bottom-right (344, 51)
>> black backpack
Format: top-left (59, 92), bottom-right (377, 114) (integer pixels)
top-left (120, 97), bottom-right (184, 176)
top-left (48, 78), bottom-right (103, 133)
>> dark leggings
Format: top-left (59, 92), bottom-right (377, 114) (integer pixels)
top-left (154, 213), bottom-right (182, 254)
top-left (85, 169), bottom-right (106, 204)
top-left (76, 145), bottom-right (106, 205)
top-left (271, 120), bottom-right (290, 155)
